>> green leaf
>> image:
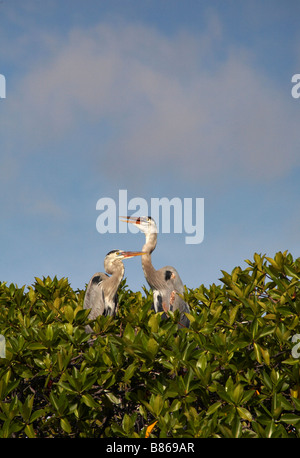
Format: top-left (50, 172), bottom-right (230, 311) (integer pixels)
top-left (147, 337), bottom-right (159, 356)
top-left (122, 413), bottom-right (133, 434)
top-left (257, 326), bottom-right (276, 339)
top-left (35, 277), bottom-right (45, 287)
top-left (262, 371), bottom-right (273, 391)
top-left (184, 313), bottom-right (195, 324)
top-left (58, 380), bottom-right (77, 394)
top-left (232, 384), bottom-right (244, 405)
top-left (254, 253), bottom-right (263, 270)
top-left (28, 288), bottom-right (36, 304)
top-left (30, 409), bottom-right (45, 423)
top-left (260, 347), bottom-right (270, 366)
top-left (24, 424), bottom-right (36, 438)
top-left (123, 363), bottom-right (137, 383)
top-left (291, 396), bottom-right (300, 410)
top-left (264, 265), bottom-right (286, 292)
top-left (229, 304), bottom-right (240, 326)
top-left (197, 353), bottom-right (207, 371)
top-left (170, 399), bottom-right (182, 412)
top-left (49, 392), bottom-right (60, 412)
top-left (27, 343), bottom-right (48, 350)
top-left (236, 406), bottom-right (252, 421)
top-left (265, 419), bottom-right (276, 438)
top-left (102, 352), bottom-right (112, 366)
top-left (280, 413), bottom-right (300, 425)
top-left (265, 257), bottom-right (280, 271)
top-left (284, 265), bottom-right (300, 280)
top-left (49, 392), bottom-right (67, 415)
top-left (81, 394), bottom-right (99, 409)
top-left (253, 343), bottom-right (262, 364)
top-left (123, 323), bottom-right (135, 341)
top-left (74, 308), bottom-right (91, 323)
top-left (105, 392), bottom-right (121, 405)
top-left (251, 318), bottom-right (259, 339)
top-left (151, 394), bottom-right (164, 417)
top-left (206, 401), bottom-right (222, 416)
top-left (20, 395), bottom-right (34, 423)
top-left (60, 417), bottom-right (72, 433)
top-left (46, 324), bottom-right (54, 341)
top-left (64, 305), bottom-right (74, 323)
top-left (148, 314), bottom-right (160, 333)
top-left (282, 358), bottom-right (300, 366)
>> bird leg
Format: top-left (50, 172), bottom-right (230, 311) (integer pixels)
top-left (162, 290), bottom-right (176, 314)
top-left (169, 290), bottom-right (176, 311)
top-left (162, 301), bottom-right (169, 314)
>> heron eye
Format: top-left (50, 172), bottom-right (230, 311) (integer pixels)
top-left (107, 249), bottom-right (119, 256)
top-left (111, 250), bottom-right (120, 257)
top-left (165, 270), bottom-right (173, 281)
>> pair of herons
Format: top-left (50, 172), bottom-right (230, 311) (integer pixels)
top-left (83, 216), bottom-right (190, 330)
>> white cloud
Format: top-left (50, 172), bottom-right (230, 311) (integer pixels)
top-left (25, 197), bottom-right (65, 219)
top-left (4, 20), bottom-right (300, 186)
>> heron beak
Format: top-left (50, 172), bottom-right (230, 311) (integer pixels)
top-left (120, 216), bottom-right (157, 235)
top-left (120, 251), bottom-right (146, 259)
top-left (119, 216), bottom-right (144, 225)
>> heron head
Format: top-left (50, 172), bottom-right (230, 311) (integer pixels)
top-left (120, 216), bottom-right (157, 234)
top-left (104, 249), bottom-right (145, 274)
top-left (106, 249), bottom-right (145, 261)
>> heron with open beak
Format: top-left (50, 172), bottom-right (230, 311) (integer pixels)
top-left (120, 216), bottom-right (190, 328)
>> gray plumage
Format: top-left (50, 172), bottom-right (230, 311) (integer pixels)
top-left (121, 216), bottom-right (190, 328)
top-left (83, 249), bottom-right (144, 332)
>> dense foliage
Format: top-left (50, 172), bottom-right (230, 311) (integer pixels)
top-left (0, 251), bottom-right (300, 438)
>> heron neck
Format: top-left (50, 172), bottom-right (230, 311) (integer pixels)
top-left (143, 231), bottom-right (157, 254)
top-left (141, 232), bottom-right (159, 288)
top-left (105, 263), bottom-right (125, 299)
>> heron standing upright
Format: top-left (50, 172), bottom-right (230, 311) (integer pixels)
top-left (83, 249), bottom-right (145, 332)
top-left (120, 216), bottom-right (190, 328)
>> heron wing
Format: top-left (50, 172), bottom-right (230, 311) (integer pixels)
top-left (83, 272), bottom-right (108, 319)
top-left (172, 293), bottom-right (190, 328)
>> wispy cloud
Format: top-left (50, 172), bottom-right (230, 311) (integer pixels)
top-left (4, 19), bottom-right (298, 191)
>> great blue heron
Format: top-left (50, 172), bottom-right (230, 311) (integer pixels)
top-left (83, 249), bottom-right (145, 332)
top-left (120, 216), bottom-right (190, 328)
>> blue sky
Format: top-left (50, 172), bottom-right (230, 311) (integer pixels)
top-left (1, 0), bottom-right (300, 293)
